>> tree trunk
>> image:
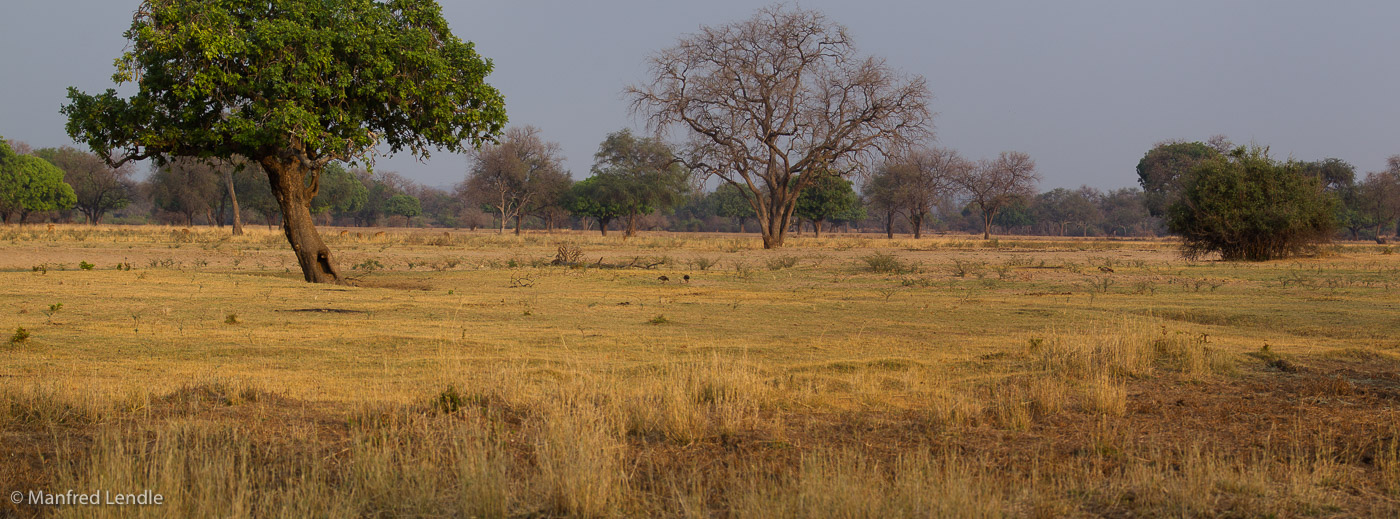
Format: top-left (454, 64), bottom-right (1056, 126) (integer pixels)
top-left (885, 209), bottom-right (894, 239)
top-left (982, 210), bottom-right (994, 240)
top-left (599, 216), bottom-right (610, 236)
top-left (514, 214), bottom-right (522, 235)
top-left (912, 214), bottom-right (922, 239)
top-left (224, 169), bottom-right (244, 235)
top-left (498, 209), bottom-right (507, 234)
top-left (625, 213), bottom-right (637, 237)
top-left (813, 218), bottom-right (823, 238)
top-left (261, 158), bottom-right (342, 284)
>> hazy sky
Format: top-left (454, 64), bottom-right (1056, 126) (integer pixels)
top-left (2, 1), bottom-right (1397, 190)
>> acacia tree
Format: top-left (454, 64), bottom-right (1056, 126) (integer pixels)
top-left (629, 5), bottom-right (931, 249)
top-left (462, 127), bottom-right (567, 235)
top-left (956, 151), bottom-right (1040, 239)
top-left (35, 146), bottom-right (135, 225)
top-left (62, 0), bottom-right (506, 283)
top-left (566, 177), bottom-right (625, 236)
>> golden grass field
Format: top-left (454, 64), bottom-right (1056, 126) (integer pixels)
top-left (2, 224), bottom-right (1399, 517)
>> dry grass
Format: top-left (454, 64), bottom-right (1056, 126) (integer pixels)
top-left (2, 225), bottom-right (1399, 516)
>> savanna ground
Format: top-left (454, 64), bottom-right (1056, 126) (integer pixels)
top-left (1, 225), bottom-right (1398, 518)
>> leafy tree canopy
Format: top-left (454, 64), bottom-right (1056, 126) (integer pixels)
top-left (385, 193), bottom-right (422, 218)
top-left (1168, 146), bottom-right (1337, 261)
top-left (0, 139), bottom-right (78, 222)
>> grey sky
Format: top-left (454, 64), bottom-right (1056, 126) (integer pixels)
top-left (2, 1), bottom-right (1396, 191)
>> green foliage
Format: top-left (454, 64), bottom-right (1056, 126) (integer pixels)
top-left (9, 327), bottom-right (28, 345)
top-left (34, 146), bottom-right (134, 224)
top-left (1167, 146), bottom-right (1338, 261)
top-left (1137, 141), bottom-right (1218, 217)
top-left (0, 139), bottom-right (78, 222)
top-left (79, 261), bottom-right (95, 271)
top-left (794, 174), bottom-right (863, 226)
top-left (311, 163), bottom-right (368, 216)
top-left (384, 194), bottom-right (422, 219)
top-left (62, 0), bottom-right (506, 167)
top-left (566, 177), bottom-right (627, 229)
top-left (582, 129), bottom-right (690, 233)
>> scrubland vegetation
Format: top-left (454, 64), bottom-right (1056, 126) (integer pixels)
top-left (2, 226), bottom-right (1398, 517)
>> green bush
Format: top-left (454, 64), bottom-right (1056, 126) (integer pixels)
top-left (1168, 146), bottom-right (1337, 261)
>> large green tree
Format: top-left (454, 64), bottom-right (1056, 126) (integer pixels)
top-left (708, 183), bottom-right (756, 233)
top-left (1168, 146), bottom-right (1337, 260)
top-left (585, 129), bottom-right (689, 237)
top-left (310, 163), bottom-right (368, 220)
top-left (1, 139), bottom-right (78, 223)
top-left (62, 0), bottom-right (506, 283)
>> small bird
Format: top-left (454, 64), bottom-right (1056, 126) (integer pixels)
top-left (1098, 266), bottom-right (1115, 273)
top-left (657, 275), bottom-right (670, 283)
top-left (683, 274), bottom-right (690, 283)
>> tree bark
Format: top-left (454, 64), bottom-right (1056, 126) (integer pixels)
top-left (514, 214), bottom-right (522, 235)
top-left (885, 209), bottom-right (894, 239)
top-left (813, 219), bottom-right (823, 238)
top-left (224, 169), bottom-right (244, 235)
top-left (261, 158), bottom-right (342, 284)
top-left (625, 213), bottom-right (637, 237)
top-left (982, 210), bottom-right (994, 240)
top-left (598, 216), bottom-right (610, 236)
top-left (911, 214), bottom-right (922, 239)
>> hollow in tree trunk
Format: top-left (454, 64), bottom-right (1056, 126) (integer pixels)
top-left (260, 157), bottom-right (342, 284)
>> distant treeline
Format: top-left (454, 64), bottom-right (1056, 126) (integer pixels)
top-left (3, 134), bottom-right (1398, 243)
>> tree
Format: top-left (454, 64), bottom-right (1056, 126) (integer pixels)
top-left (1167, 146), bottom-right (1337, 260)
top-left (34, 146), bottom-right (134, 225)
top-left (708, 183), bottom-right (756, 232)
top-left (310, 163), bottom-right (368, 222)
top-left (566, 177), bottom-right (626, 236)
top-left (629, 5), bottom-right (931, 249)
top-left (956, 151), bottom-right (1040, 239)
top-left (149, 158), bottom-right (222, 226)
top-left (1035, 187), bottom-right (1101, 236)
top-left (1137, 141), bottom-right (1218, 217)
top-left (1358, 158), bottom-right (1400, 242)
top-left (586, 129), bottom-right (689, 237)
top-left (793, 173), bottom-right (860, 238)
top-left (0, 139), bottom-right (78, 223)
top-left (384, 193), bottom-right (422, 223)
top-left (884, 147), bottom-right (967, 238)
top-left (462, 127), bottom-right (567, 235)
top-left (62, 0), bottom-right (506, 283)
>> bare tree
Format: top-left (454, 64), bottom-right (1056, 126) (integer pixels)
top-left (628, 5), bottom-right (931, 248)
top-left (886, 146), bottom-right (969, 238)
top-left (956, 151), bottom-right (1040, 239)
top-left (460, 126), bottom-right (568, 235)
top-left (1360, 156), bottom-right (1400, 242)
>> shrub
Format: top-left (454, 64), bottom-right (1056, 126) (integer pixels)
top-left (79, 261), bottom-right (95, 270)
top-left (861, 252), bottom-right (907, 274)
top-left (1167, 146), bottom-right (1337, 261)
top-left (9, 327), bottom-right (28, 345)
